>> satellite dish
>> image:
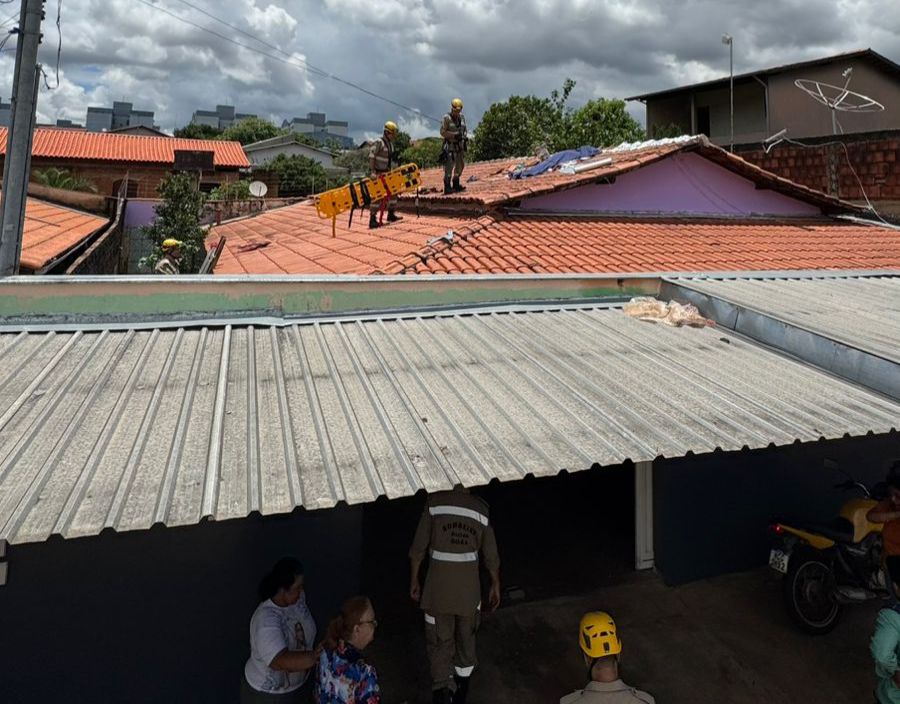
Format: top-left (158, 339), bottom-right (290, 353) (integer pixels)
top-left (249, 181), bottom-right (268, 198)
top-left (795, 70), bottom-right (885, 134)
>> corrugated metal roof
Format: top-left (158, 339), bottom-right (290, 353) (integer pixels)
top-left (1, 305), bottom-right (898, 545)
top-left (671, 275), bottom-right (900, 364)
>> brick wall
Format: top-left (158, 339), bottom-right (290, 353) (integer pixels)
top-left (65, 197), bottom-right (127, 275)
top-left (13, 158), bottom-right (241, 199)
top-left (737, 131), bottom-right (900, 202)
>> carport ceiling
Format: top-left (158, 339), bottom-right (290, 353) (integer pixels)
top-left (1, 302), bottom-right (897, 544)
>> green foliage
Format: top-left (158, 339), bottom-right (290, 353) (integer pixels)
top-left (140, 172), bottom-right (207, 273)
top-left (267, 153), bottom-right (329, 197)
top-left (471, 79), bottom-right (647, 160)
top-left (651, 122), bottom-right (687, 139)
top-left (333, 147), bottom-right (370, 175)
top-left (471, 94), bottom-right (565, 160)
top-left (209, 179), bottom-right (252, 201)
top-left (400, 138), bottom-right (444, 169)
top-left (563, 99), bottom-right (645, 149)
top-left (220, 117), bottom-right (284, 145)
top-left (32, 167), bottom-right (98, 193)
top-left (392, 130), bottom-right (412, 156)
top-left (173, 123), bottom-right (223, 140)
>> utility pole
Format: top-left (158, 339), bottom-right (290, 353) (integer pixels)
top-left (0, 0), bottom-right (44, 276)
top-left (722, 33), bottom-right (734, 152)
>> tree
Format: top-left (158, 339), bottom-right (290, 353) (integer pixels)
top-left (651, 122), bottom-right (687, 139)
top-left (400, 138), bottom-right (444, 169)
top-left (267, 154), bottom-right (329, 197)
top-left (470, 94), bottom-right (567, 160)
top-left (220, 117), bottom-right (284, 145)
top-left (140, 172), bottom-right (207, 273)
top-left (333, 147), bottom-right (370, 176)
top-left (209, 179), bottom-right (252, 201)
top-left (32, 167), bottom-right (97, 193)
top-left (392, 130), bottom-right (411, 156)
top-left (173, 123), bottom-right (222, 140)
top-left (561, 99), bottom-right (645, 149)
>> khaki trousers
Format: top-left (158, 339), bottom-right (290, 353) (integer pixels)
top-left (443, 150), bottom-right (465, 181)
top-left (369, 171), bottom-right (397, 216)
top-left (425, 611), bottom-right (479, 690)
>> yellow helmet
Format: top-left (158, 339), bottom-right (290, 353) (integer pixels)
top-left (451, 98), bottom-right (463, 110)
top-left (161, 238), bottom-right (182, 250)
top-left (383, 120), bottom-right (398, 134)
top-left (579, 612), bottom-right (621, 659)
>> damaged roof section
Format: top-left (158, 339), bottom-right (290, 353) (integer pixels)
top-left (20, 198), bottom-right (110, 273)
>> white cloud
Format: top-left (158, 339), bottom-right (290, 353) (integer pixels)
top-left (0, 0), bottom-right (892, 139)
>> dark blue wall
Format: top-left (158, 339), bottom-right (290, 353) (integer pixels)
top-left (0, 507), bottom-right (363, 704)
top-left (654, 433), bottom-right (899, 584)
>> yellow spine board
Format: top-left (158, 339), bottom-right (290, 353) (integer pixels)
top-left (315, 164), bottom-right (421, 221)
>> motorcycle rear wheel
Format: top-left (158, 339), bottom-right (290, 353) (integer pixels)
top-left (782, 554), bottom-right (843, 634)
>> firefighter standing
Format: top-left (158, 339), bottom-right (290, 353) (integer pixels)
top-left (440, 98), bottom-right (467, 194)
top-left (409, 486), bottom-right (501, 704)
top-left (154, 238), bottom-right (183, 275)
top-left (368, 120), bottom-right (401, 229)
top-left (560, 612), bottom-right (655, 704)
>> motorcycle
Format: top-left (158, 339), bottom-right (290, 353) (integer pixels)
top-left (769, 467), bottom-right (890, 634)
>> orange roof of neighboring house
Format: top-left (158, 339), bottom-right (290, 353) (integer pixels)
top-left (406, 137), bottom-right (857, 213)
top-left (388, 217), bottom-right (900, 275)
top-left (20, 198), bottom-right (109, 271)
top-left (209, 201), bottom-right (490, 275)
top-left (0, 127), bottom-right (249, 168)
top-left (209, 200), bottom-right (900, 276)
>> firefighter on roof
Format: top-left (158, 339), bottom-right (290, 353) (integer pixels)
top-left (440, 98), bottom-right (468, 194)
top-left (368, 121), bottom-right (402, 228)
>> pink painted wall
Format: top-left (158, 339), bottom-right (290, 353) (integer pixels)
top-left (520, 152), bottom-right (822, 216)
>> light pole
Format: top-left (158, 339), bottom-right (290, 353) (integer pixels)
top-left (721, 33), bottom-right (733, 151)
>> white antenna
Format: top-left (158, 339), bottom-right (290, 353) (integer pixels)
top-left (794, 67), bottom-right (885, 134)
top-left (249, 181), bottom-right (268, 198)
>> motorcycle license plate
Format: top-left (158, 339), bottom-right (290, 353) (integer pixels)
top-left (769, 548), bottom-right (789, 574)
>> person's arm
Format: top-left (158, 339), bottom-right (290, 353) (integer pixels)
top-left (368, 142), bottom-right (378, 175)
top-left (256, 612), bottom-right (321, 674)
top-left (269, 644), bottom-right (321, 672)
top-left (440, 115), bottom-right (453, 141)
top-left (409, 504), bottom-right (432, 602)
top-left (868, 500), bottom-right (900, 523)
top-left (357, 662), bottom-right (381, 704)
top-left (872, 610), bottom-right (900, 681)
top-left (482, 524), bottom-right (501, 610)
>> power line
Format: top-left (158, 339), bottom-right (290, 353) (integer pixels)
top-left (132, 0), bottom-right (441, 124)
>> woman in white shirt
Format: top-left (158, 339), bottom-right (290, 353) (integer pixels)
top-left (242, 558), bottom-right (320, 703)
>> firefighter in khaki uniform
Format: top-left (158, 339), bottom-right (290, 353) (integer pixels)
top-left (368, 120), bottom-right (402, 229)
top-left (560, 612), bottom-right (655, 704)
top-left (440, 98), bottom-right (467, 194)
top-left (409, 486), bottom-right (500, 704)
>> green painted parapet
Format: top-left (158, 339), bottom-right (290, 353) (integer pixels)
top-left (0, 274), bottom-right (662, 329)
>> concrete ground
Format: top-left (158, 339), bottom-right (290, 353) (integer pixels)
top-left (367, 568), bottom-right (882, 704)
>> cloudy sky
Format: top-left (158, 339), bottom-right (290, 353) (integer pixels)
top-left (4, 0), bottom-right (899, 140)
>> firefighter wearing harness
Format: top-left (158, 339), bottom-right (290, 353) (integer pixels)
top-left (409, 486), bottom-right (501, 704)
top-left (440, 98), bottom-right (467, 194)
top-left (368, 120), bottom-right (401, 229)
top-left (560, 612), bottom-right (655, 704)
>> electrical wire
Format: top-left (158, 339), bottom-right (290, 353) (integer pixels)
top-left (131, 0), bottom-right (441, 124)
top-left (777, 135), bottom-right (892, 226)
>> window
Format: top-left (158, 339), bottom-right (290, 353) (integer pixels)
top-left (199, 182), bottom-right (219, 194)
top-left (696, 106), bottom-right (711, 137)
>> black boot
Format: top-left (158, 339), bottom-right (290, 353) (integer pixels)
top-left (432, 687), bottom-right (452, 704)
top-left (453, 676), bottom-right (470, 704)
top-left (387, 210), bottom-right (401, 222)
top-left (368, 213), bottom-right (380, 229)
top-left (452, 177), bottom-right (466, 192)
top-left (443, 177), bottom-right (453, 195)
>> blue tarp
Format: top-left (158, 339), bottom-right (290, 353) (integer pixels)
top-left (509, 146), bottom-right (600, 179)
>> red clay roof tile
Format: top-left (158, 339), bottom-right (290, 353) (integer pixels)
top-left (20, 198), bottom-right (109, 271)
top-left (0, 127), bottom-right (249, 168)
